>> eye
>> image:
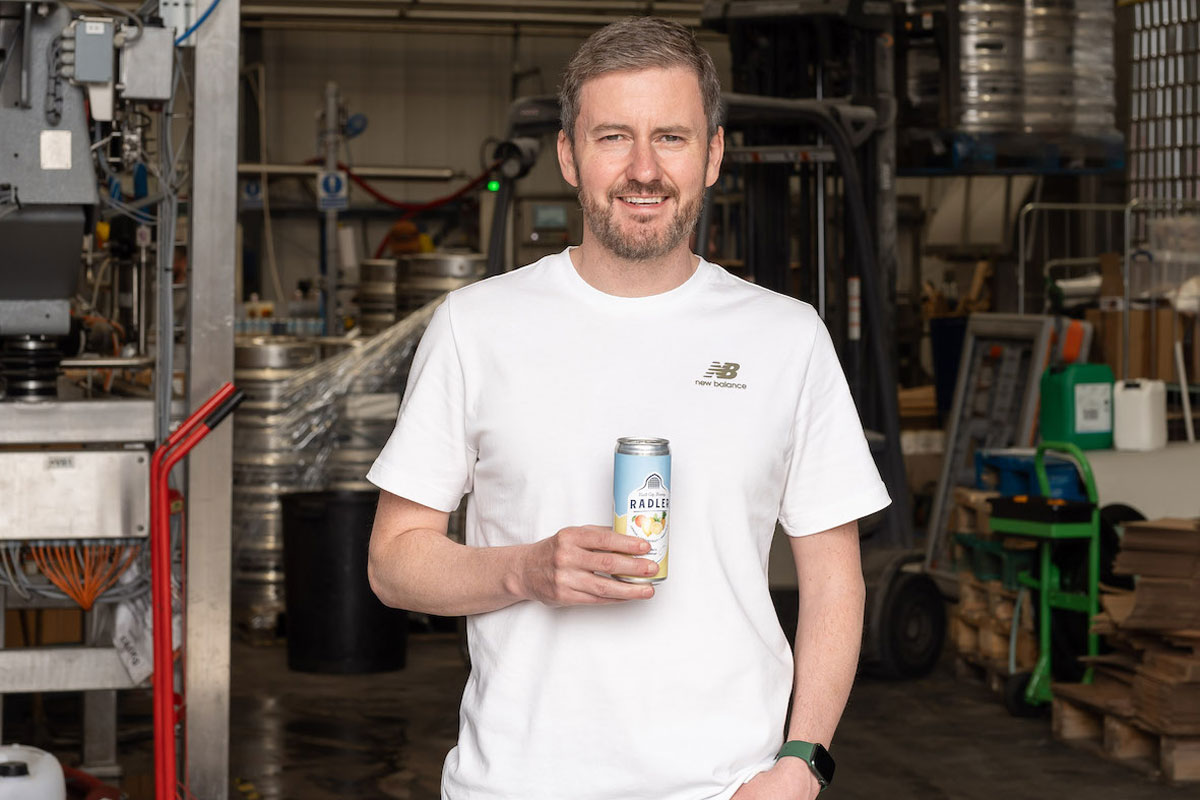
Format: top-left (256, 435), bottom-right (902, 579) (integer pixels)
top-left (600, 134), bottom-right (623, 142)
top-left (660, 135), bottom-right (682, 143)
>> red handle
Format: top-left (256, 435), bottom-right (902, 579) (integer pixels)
top-left (150, 382), bottom-right (240, 800)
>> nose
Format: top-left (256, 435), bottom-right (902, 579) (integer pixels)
top-left (626, 137), bottom-right (662, 185)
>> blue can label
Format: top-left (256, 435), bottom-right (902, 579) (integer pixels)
top-left (613, 450), bottom-right (670, 581)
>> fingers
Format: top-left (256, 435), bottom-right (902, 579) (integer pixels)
top-left (569, 525), bottom-right (653, 556)
top-left (562, 574), bottom-right (655, 605)
top-left (524, 526), bottom-right (660, 607)
top-left (555, 526), bottom-right (658, 580)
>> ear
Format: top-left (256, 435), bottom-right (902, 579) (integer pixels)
top-left (705, 126), bottom-right (725, 188)
top-left (557, 130), bottom-right (579, 188)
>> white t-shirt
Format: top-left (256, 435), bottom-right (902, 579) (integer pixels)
top-left (367, 249), bottom-right (890, 800)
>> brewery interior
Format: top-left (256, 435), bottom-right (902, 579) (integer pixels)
top-left (1, 0), bottom-right (1200, 797)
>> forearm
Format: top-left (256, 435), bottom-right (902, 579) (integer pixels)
top-left (785, 569), bottom-right (866, 746)
top-left (368, 526), bottom-right (530, 617)
top-left (367, 492), bottom-right (657, 615)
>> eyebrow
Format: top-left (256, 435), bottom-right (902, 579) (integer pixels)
top-left (589, 123), bottom-right (698, 137)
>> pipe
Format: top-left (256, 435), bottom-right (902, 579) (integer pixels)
top-left (322, 81), bottom-right (340, 335)
top-left (243, 18), bottom-right (721, 38)
top-left (238, 162), bottom-right (456, 181)
top-left (62, 355), bottom-right (156, 368)
top-left (20, 1), bottom-right (32, 108)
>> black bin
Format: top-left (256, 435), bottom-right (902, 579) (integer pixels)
top-left (282, 489), bottom-right (407, 673)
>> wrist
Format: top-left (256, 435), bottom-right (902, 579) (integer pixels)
top-left (777, 740), bottom-right (834, 792)
top-left (501, 545), bottom-right (532, 602)
top-left (772, 756), bottom-right (820, 796)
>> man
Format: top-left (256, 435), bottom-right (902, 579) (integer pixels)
top-left (367, 16), bottom-right (889, 800)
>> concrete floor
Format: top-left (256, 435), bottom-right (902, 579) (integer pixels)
top-left (224, 633), bottom-right (1196, 800)
top-left (6, 631), bottom-right (1195, 799)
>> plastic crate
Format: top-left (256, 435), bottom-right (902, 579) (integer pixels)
top-left (974, 449), bottom-right (1087, 502)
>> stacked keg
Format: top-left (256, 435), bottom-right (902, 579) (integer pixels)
top-left (1021, 0), bottom-right (1075, 135)
top-left (232, 336), bottom-right (321, 643)
top-left (318, 337), bottom-right (402, 491)
top-left (905, 3), bottom-right (944, 128)
top-left (952, 0), bottom-right (1117, 136)
top-left (1071, 0), bottom-right (1116, 135)
top-left (358, 259), bottom-right (400, 335)
top-left (956, 1), bottom-right (1024, 133)
top-left (397, 252), bottom-right (487, 314)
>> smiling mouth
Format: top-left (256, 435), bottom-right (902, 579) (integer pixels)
top-left (618, 196), bottom-right (668, 207)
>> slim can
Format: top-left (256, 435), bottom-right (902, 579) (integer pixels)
top-left (612, 437), bottom-right (670, 584)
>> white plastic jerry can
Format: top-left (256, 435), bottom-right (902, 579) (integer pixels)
top-left (0, 744), bottom-right (66, 800)
top-left (1113, 379), bottom-right (1168, 452)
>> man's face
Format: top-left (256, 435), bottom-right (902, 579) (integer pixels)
top-left (558, 66), bottom-right (724, 262)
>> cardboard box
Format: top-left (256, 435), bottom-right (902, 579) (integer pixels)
top-left (1085, 308), bottom-right (1199, 381)
top-left (952, 486), bottom-right (1001, 536)
top-left (4, 608), bottom-right (83, 647)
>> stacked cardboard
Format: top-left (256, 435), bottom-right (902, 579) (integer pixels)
top-left (949, 488), bottom-right (1039, 680)
top-left (1097, 518), bottom-right (1200, 736)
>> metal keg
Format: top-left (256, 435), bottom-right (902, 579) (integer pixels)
top-left (234, 336), bottom-right (321, 416)
top-left (232, 335), bottom-right (321, 643)
top-left (358, 259), bottom-right (399, 335)
top-left (957, 1), bottom-right (1024, 133)
top-left (397, 252), bottom-right (486, 314)
top-left (317, 335), bottom-right (402, 394)
top-left (1021, 0), bottom-right (1075, 134)
top-left (328, 447), bottom-right (381, 491)
top-left (1071, 0), bottom-right (1116, 134)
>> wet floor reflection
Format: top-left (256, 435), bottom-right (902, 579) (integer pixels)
top-left (230, 633), bottom-right (466, 800)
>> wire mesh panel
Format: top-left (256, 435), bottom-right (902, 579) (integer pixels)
top-left (1129, 0), bottom-right (1200, 201)
top-left (1016, 202), bottom-right (1128, 312)
top-left (1123, 200), bottom-right (1200, 396)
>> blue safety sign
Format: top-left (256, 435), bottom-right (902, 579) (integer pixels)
top-left (241, 178), bottom-right (263, 210)
top-left (317, 170), bottom-right (349, 211)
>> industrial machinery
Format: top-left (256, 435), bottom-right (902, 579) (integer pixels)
top-left (0, 1), bottom-right (239, 794)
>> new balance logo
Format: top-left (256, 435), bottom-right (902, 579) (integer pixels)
top-left (695, 361), bottom-right (747, 390)
top-left (703, 362), bottom-right (740, 380)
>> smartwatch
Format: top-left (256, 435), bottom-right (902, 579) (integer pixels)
top-left (777, 740), bottom-right (835, 791)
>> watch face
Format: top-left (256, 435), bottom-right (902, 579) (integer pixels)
top-left (812, 744), bottom-right (836, 785)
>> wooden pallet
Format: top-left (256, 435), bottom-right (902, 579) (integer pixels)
top-left (955, 649), bottom-right (1018, 696)
top-left (1052, 682), bottom-right (1200, 784)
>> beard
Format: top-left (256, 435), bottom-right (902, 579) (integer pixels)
top-left (576, 176), bottom-right (705, 262)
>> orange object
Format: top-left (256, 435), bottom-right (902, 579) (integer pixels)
top-left (30, 543), bottom-right (139, 610)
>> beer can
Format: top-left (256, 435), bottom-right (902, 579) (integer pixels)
top-left (612, 437), bottom-right (670, 584)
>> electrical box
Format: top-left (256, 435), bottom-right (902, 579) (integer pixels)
top-left (74, 18), bottom-right (114, 83)
top-left (161, 0), bottom-right (197, 43)
top-left (121, 26), bottom-right (175, 101)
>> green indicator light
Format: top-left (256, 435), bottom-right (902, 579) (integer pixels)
top-left (487, 180), bottom-right (501, 192)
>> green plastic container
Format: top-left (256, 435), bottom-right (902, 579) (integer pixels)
top-left (1039, 363), bottom-right (1114, 450)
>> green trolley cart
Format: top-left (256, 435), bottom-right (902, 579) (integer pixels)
top-left (987, 441), bottom-right (1101, 714)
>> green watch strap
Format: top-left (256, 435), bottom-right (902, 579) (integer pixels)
top-left (776, 740), bottom-right (831, 790)
top-left (777, 740), bottom-right (818, 761)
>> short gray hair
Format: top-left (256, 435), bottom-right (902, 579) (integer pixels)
top-left (559, 17), bottom-right (723, 144)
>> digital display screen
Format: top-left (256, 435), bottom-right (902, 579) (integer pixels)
top-left (532, 204), bottom-right (568, 230)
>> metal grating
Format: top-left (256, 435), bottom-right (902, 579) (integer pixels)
top-left (1130, 0), bottom-right (1200, 200)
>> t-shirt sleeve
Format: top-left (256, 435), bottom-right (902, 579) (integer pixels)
top-left (777, 319), bottom-right (891, 537)
top-left (366, 301), bottom-right (474, 513)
